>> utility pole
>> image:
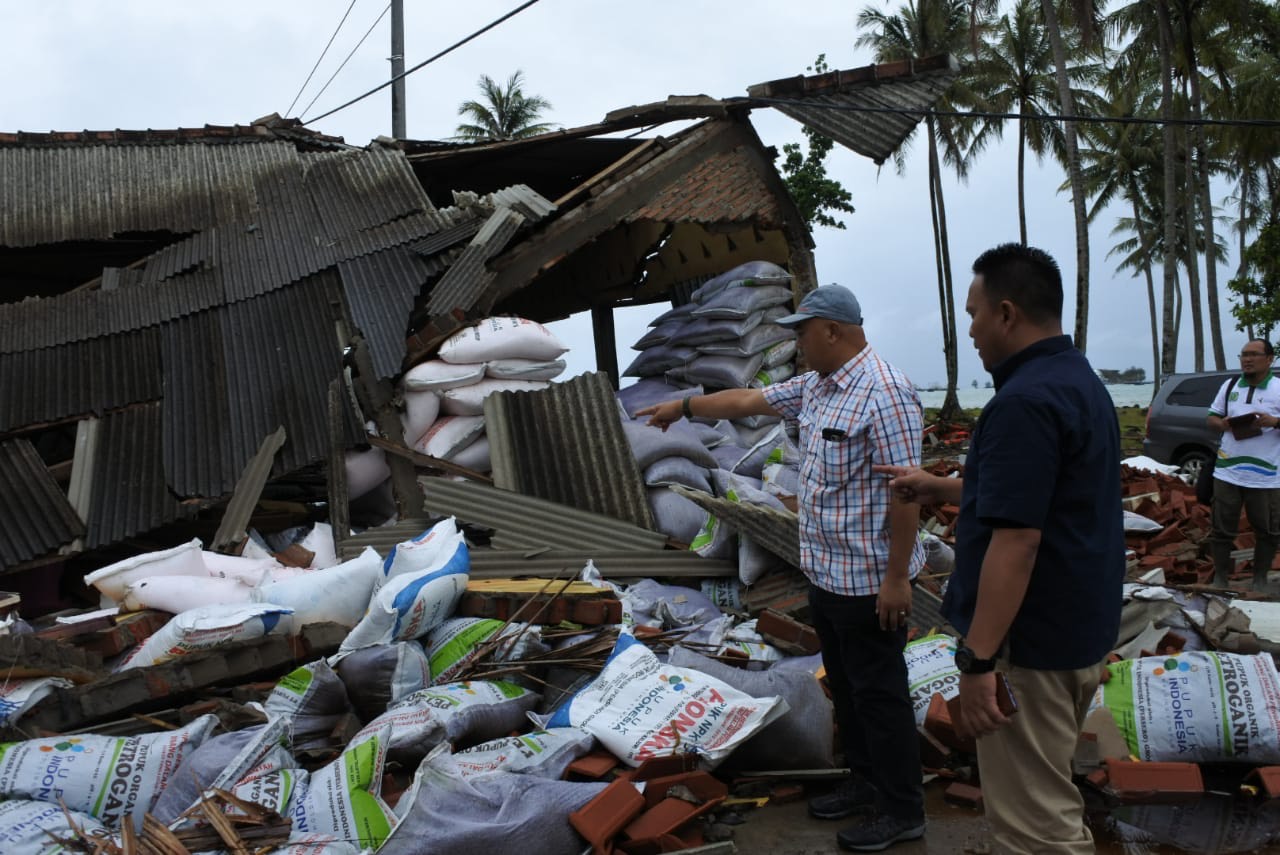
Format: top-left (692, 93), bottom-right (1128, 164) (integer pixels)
top-left (390, 0), bottom-right (406, 138)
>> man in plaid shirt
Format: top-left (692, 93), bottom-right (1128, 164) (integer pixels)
top-left (639, 284), bottom-right (926, 852)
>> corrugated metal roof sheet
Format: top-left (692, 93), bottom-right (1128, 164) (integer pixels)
top-left (627, 144), bottom-right (782, 227)
top-left (303, 146), bottom-right (434, 240)
top-left (211, 426), bottom-right (288, 552)
top-left (671, 485), bottom-right (800, 568)
top-left (0, 438), bottom-right (84, 570)
top-left (424, 208), bottom-right (526, 318)
top-left (0, 329), bottom-right (163, 431)
top-left (485, 372), bottom-right (655, 531)
top-left (747, 55), bottom-right (959, 166)
top-left (84, 403), bottom-right (187, 548)
top-left (338, 248), bottom-right (433, 380)
top-left (161, 275), bottom-right (349, 498)
top-left (0, 141), bottom-right (304, 247)
top-left (337, 518), bottom-right (434, 561)
top-left (420, 477), bottom-right (666, 552)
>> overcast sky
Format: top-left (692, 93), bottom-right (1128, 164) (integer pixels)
top-left (0, 0), bottom-right (1250, 390)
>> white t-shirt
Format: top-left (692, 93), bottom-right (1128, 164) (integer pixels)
top-left (1209, 372), bottom-right (1280, 488)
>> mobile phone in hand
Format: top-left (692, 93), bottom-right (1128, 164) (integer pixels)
top-left (995, 671), bottom-right (1018, 717)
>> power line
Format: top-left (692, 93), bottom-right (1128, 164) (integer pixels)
top-left (301, 3), bottom-right (393, 119)
top-left (286, 0), bottom-right (362, 118)
top-left (302, 0), bottom-right (546, 126)
top-left (748, 96), bottom-right (1280, 130)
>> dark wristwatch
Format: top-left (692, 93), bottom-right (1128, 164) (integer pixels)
top-left (681, 396), bottom-right (695, 419)
top-left (954, 643), bottom-right (998, 675)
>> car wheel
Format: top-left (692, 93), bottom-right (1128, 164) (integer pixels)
top-left (1177, 449), bottom-right (1212, 480)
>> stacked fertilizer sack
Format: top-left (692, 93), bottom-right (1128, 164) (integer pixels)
top-left (616, 262), bottom-right (804, 585)
top-left (399, 317), bottom-right (570, 475)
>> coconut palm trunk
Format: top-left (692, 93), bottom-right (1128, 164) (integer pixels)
top-left (1156, 0), bottom-right (1181, 375)
top-left (1040, 0), bottom-right (1091, 351)
top-left (926, 114), bottom-right (962, 422)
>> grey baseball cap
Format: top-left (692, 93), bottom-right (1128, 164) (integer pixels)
top-left (774, 284), bottom-right (863, 327)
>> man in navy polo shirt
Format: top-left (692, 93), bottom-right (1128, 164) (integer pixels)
top-left (876, 244), bottom-right (1123, 854)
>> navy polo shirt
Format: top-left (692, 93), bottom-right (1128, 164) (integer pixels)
top-left (943, 335), bottom-right (1124, 670)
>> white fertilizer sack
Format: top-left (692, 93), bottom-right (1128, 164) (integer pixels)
top-left (378, 517), bottom-right (465, 588)
top-left (0, 799), bottom-right (113, 855)
top-left (438, 317), bottom-right (568, 364)
top-left (121, 575), bottom-right (253, 613)
top-left (440, 378), bottom-right (550, 416)
top-left (403, 359), bottom-right (487, 392)
top-left (539, 632), bottom-right (788, 768)
top-left (423, 727), bottom-right (595, 781)
top-left (401, 389), bottom-right (441, 446)
top-left (254, 547), bottom-right (382, 628)
top-left (0, 715), bottom-right (218, 830)
top-left (485, 358), bottom-right (566, 381)
top-left (289, 725), bottom-right (397, 850)
top-left (118, 603), bottom-right (293, 670)
top-left (337, 530), bottom-right (469, 654)
top-left (1098, 651), bottom-right (1280, 762)
top-left (353, 681), bottom-right (539, 762)
top-left (0, 678), bottom-right (73, 727)
top-left (904, 634), bottom-right (961, 726)
top-left (84, 538), bottom-right (206, 604)
top-left (415, 416), bottom-right (485, 460)
top-left (201, 551), bottom-right (282, 587)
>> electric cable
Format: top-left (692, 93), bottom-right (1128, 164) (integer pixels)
top-left (302, 0), bottom-right (546, 125)
top-left (300, 2), bottom-right (393, 119)
top-left (286, 0), bottom-right (362, 119)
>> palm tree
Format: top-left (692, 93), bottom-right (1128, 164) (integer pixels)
top-left (454, 71), bottom-right (556, 141)
top-left (1076, 70), bottom-right (1164, 388)
top-left (856, 0), bottom-right (984, 423)
top-left (1038, 0), bottom-right (1098, 354)
top-left (968, 0), bottom-right (1072, 245)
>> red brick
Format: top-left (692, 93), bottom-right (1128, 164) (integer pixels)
top-left (1246, 767), bottom-right (1280, 799)
top-left (756, 609), bottom-right (821, 655)
top-left (1105, 759), bottom-right (1203, 802)
top-left (943, 782), bottom-right (983, 809)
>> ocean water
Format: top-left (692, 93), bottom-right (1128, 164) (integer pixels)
top-left (919, 383), bottom-right (1154, 410)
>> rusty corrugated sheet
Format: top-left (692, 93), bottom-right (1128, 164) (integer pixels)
top-left (338, 249), bottom-right (434, 380)
top-left (0, 438), bottom-right (85, 570)
top-left (747, 56), bottom-right (958, 166)
top-left (485, 372), bottom-right (655, 531)
top-left (0, 329), bottom-right (163, 431)
top-left (671, 485), bottom-right (800, 568)
top-left (627, 145), bottom-right (782, 228)
top-left (161, 275), bottom-right (349, 498)
top-left (84, 403), bottom-right (187, 548)
top-left (421, 477), bottom-right (666, 552)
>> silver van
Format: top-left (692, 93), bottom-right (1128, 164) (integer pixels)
top-left (1142, 371), bottom-right (1237, 478)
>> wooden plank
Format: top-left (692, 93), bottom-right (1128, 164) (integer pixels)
top-left (326, 379), bottom-right (350, 549)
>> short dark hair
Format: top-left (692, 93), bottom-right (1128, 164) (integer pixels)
top-left (971, 243), bottom-right (1063, 324)
top-left (1248, 337), bottom-right (1275, 357)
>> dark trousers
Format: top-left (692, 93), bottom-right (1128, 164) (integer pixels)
top-left (808, 584), bottom-right (924, 821)
top-left (1211, 480), bottom-right (1280, 590)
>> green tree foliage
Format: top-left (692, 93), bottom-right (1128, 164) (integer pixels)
top-left (1229, 220), bottom-right (1280, 341)
top-left (454, 70), bottom-right (556, 142)
top-left (780, 56), bottom-right (856, 230)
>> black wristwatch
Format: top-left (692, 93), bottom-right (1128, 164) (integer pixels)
top-left (954, 643), bottom-right (998, 675)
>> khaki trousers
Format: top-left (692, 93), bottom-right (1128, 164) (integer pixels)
top-left (976, 661), bottom-right (1103, 854)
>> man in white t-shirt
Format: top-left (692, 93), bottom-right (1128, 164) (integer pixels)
top-left (1207, 338), bottom-right (1280, 592)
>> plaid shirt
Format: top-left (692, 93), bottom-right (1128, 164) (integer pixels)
top-left (763, 346), bottom-right (925, 596)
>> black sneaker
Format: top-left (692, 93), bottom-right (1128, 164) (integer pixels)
top-left (807, 778), bottom-right (877, 820)
top-left (837, 814), bottom-right (926, 851)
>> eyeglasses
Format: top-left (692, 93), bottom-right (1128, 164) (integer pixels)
top-left (1240, 352), bottom-right (1268, 359)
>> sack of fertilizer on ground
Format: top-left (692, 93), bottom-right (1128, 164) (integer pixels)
top-left (334, 641), bottom-right (432, 722)
top-left (272, 833), bottom-right (361, 855)
top-left (336, 522), bottom-right (469, 656)
top-left (117, 603), bottom-right (293, 670)
top-left (352, 680), bottom-right (539, 764)
top-left (289, 724), bottom-right (397, 850)
top-left (0, 799), bottom-right (114, 855)
top-left (1096, 651), bottom-right (1280, 762)
top-left (84, 538), bottom-right (206, 604)
top-left (264, 659), bottom-right (352, 743)
top-left (425, 617), bottom-right (546, 684)
top-left (438, 317), bottom-right (568, 364)
top-left (151, 717), bottom-right (295, 824)
top-left (537, 631), bottom-right (788, 768)
top-left (905, 634), bottom-right (961, 727)
top-left (0, 678), bottom-right (72, 727)
top-left (0, 714), bottom-right (218, 831)
top-left (253, 546), bottom-right (382, 628)
top-left (422, 727), bottom-right (596, 781)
